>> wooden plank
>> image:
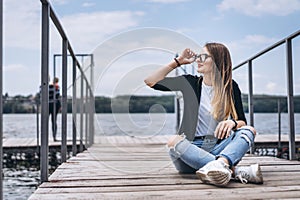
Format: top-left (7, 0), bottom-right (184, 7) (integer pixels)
top-left (255, 134), bottom-right (300, 142)
top-left (29, 186), bottom-right (300, 200)
top-left (3, 134), bottom-right (299, 148)
top-left (30, 180), bottom-right (300, 194)
top-left (3, 138), bottom-right (80, 148)
top-left (29, 136), bottom-right (300, 200)
top-left (42, 174), bottom-right (300, 188)
top-left (31, 182), bottom-right (300, 199)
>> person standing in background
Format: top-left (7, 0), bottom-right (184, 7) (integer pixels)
top-left (49, 77), bottom-right (61, 142)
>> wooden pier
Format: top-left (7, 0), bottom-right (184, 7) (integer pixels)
top-left (3, 138), bottom-right (80, 153)
top-left (29, 135), bottom-right (300, 200)
top-left (3, 138), bottom-right (70, 148)
top-left (2, 138), bottom-right (82, 168)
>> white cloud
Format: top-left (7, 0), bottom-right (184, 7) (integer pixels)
top-left (82, 2), bottom-right (95, 7)
top-left (228, 34), bottom-right (277, 55)
top-left (49, 0), bottom-right (70, 5)
top-left (4, 0), bottom-right (40, 49)
top-left (218, 0), bottom-right (300, 16)
top-left (228, 34), bottom-right (278, 62)
top-left (266, 82), bottom-right (277, 93)
top-left (244, 34), bottom-right (278, 46)
top-left (91, 28), bottom-right (202, 96)
top-left (147, 0), bottom-right (191, 3)
top-left (4, 0), bottom-right (144, 53)
top-left (295, 82), bottom-right (300, 94)
top-left (4, 64), bottom-right (27, 72)
top-left (56, 11), bottom-right (144, 52)
top-left (229, 34), bottom-right (280, 94)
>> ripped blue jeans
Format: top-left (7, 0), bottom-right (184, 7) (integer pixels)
top-left (169, 128), bottom-right (255, 173)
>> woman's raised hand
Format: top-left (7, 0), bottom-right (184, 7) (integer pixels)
top-left (177, 48), bottom-right (196, 65)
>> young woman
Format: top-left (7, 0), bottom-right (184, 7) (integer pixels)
top-left (144, 42), bottom-right (263, 186)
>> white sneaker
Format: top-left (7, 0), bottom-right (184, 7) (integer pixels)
top-left (234, 164), bottom-right (263, 184)
top-left (196, 160), bottom-right (232, 186)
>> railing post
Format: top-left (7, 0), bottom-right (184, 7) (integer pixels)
top-left (52, 55), bottom-right (57, 138)
top-left (0, 0), bottom-right (3, 198)
top-left (36, 99), bottom-right (40, 152)
top-left (248, 60), bottom-right (254, 154)
top-left (85, 84), bottom-right (89, 147)
top-left (79, 75), bottom-right (84, 152)
top-left (286, 38), bottom-right (296, 160)
top-left (277, 98), bottom-right (282, 151)
top-left (38, 2), bottom-right (95, 173)
top-left (175, 67), bottom-right (180, 130)
top-left (176, 97), bottom-right (180, 130)
top-left (40, 1), bottom-right (50, 183)
top-left (90, 54), bottom-right (94, 145)
top-left (89, 89), bottom-right (94, 146)
top-left (61, 39), bottom-right (68, 162)
top-left (72, 58), bottom-right (77, 156)
top-left (248, 60), bottom-right (254, 127)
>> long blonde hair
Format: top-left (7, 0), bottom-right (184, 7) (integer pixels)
top-left (205, 42), bottom-right (237, 121)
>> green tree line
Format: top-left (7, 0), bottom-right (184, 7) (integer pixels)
top-left (2, 93), bottom-right (300, 113)
top-left (95, 95), bottom-right (175, 113)
top-left (241, 94), bottom-right (300, 113)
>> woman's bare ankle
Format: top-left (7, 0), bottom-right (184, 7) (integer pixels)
top-left (217, 157), bottom-right (230, 166)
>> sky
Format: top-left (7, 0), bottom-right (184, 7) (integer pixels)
top-left (3, 0), bottom-right (300, 97)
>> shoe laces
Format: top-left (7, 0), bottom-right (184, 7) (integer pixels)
top-left (235, 171), bottom-right (250, 184)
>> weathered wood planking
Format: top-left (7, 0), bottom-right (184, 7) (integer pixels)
top-left (29, 135), bottom-right (300, 200)
top-left (3, 138), bottom-right (78, 148)
top-left (3, 134), bottom-right (300, 148)
top-left (254, 134), bottom-right (300, 149)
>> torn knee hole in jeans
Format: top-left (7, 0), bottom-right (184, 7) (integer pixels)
top-left (241, 133), bottom-right (252, 147)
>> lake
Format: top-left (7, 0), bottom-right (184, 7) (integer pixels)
top-left (3, 113), bottom-right (300, 199)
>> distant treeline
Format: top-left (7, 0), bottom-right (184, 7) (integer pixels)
top-left (241, 94), bottom-right (300, 113)
top-left (3, 94), bottom-right (37, 113)
top-left (95, 95), bottom-right (175, 113)
top-left (2, 93), bottom-right (300, 113)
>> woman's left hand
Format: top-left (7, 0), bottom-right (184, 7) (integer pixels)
top-left (214, 120), bottom-right (236, 139)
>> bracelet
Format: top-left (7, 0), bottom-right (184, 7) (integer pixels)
top-left (231, 118), bottom-right (238, 130)
top-left (174, 58), bottom-right (181, 67)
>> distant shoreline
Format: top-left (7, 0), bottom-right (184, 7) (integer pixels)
top-left (2, 94), bottom-right (300, 114)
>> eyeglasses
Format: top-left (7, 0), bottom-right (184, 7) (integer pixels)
top-left (194, 54), bottom-right (211, 62)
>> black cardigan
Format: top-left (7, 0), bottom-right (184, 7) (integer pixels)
top-left (152, 74), bottom-right (247, 141)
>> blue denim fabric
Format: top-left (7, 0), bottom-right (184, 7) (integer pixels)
top-left (168, 128), bottom-right (255, 173)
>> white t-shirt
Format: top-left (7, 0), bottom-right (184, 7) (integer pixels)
top-left (195, 83), bottom-right (218, 137)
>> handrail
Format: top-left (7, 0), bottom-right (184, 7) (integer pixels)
top-left (233, 29), bottom-right (300, 160)
top-left (40, 0), bottom-right (95, 183)
top-left (42, 0), bottom-right (93, 93)
top-left (233, 29), bottom-right (300, 70)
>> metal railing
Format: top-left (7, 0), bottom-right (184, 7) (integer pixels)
top-left (243, 95), bottom-right (293, 153)
top-left (40, 0), bottom-right (94, 183)
top-left (52, 53), bottom-right (94, 153)
top-left (233, 29), bottom-right (300, 160)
